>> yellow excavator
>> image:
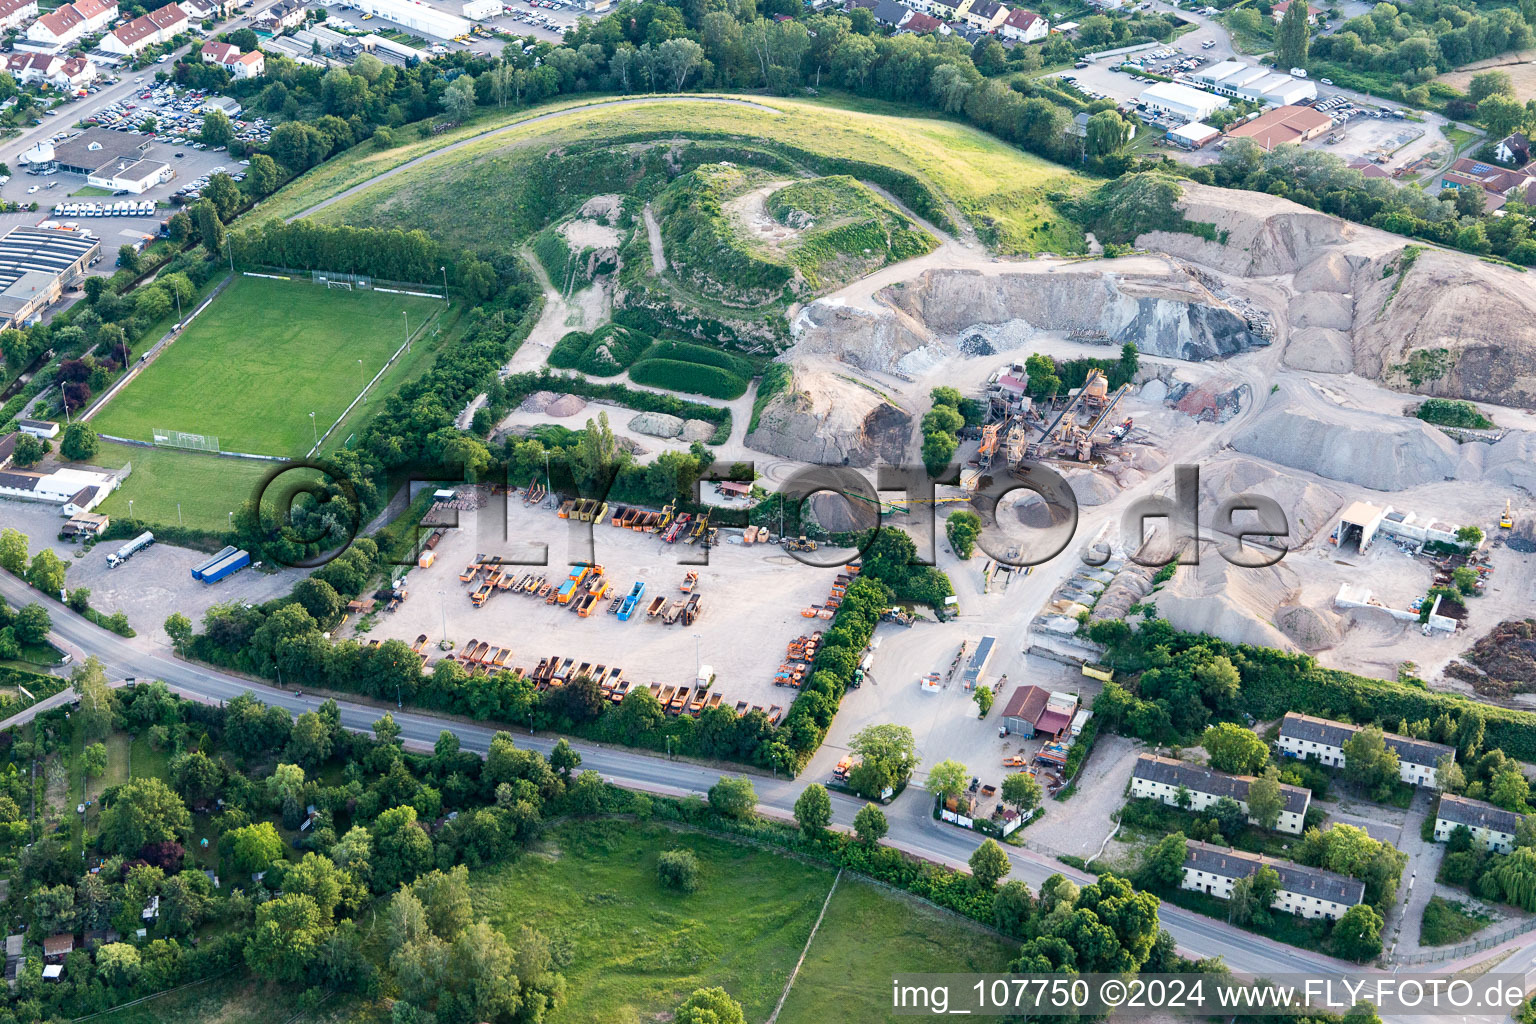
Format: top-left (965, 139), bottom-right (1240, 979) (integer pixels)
top-left (1501, 500), bottom-right (1515, 530)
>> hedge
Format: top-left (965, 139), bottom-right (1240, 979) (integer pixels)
top-left (548, 324), bottom-right (652, 377)
top-left (628, 358), bottom-right (748, 400)
top-left (639, 338), bottom-right (753, 379)
top-left (502, 369), bottom-right (732, 444)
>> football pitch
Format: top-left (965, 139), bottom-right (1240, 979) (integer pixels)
top-left (90, 275), bottom-right (444, 457)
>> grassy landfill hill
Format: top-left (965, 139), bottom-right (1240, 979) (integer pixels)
top-left (274, 94), bottom-right (1087, 258)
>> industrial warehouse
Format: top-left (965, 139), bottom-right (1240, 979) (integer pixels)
top-left (0, 224), bottom-right (100, 328)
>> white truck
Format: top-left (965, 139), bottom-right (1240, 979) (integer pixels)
top-left (106, 531), bottom-right (154, 568)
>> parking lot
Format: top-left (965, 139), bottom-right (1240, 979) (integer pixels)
top-left (323, 0), bottom-right (581, 53)
top-left (1, 80), bottom-right (264, 219)
top-left (0, 497), bottom-right (303, 650)
top-left (358, 493), bottom-right (848, 714)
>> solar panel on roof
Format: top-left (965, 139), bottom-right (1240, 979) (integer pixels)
top-left (1471, 163), bottom-right (1493, 174)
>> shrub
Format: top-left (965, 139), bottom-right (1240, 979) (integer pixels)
top-left (657, 848), bottom-right (700, 892)
top-left (628, 359), bottom-right (747, 400)
top-left (548, 324), bottom-right (652, 377)
top-left (1416, 399), bottom-right (1492, 430)
top-left (639, 339), bottom-right (753, 379)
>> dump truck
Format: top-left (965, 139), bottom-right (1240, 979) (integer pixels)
top-left (680, 572), bottom-right (698, 592)
top-left (669, 687), bottom-right (690, 713)
top-left (577, 593), bottom-right (598, 617)
top-left (647, 595), bottom-right (667, 618)
top-left (588, 577), bottom-right (609, 601)
top-left (681, 593), bottom-right (703, 626)
top-left (107, 531), bottom-right (155, 569)
top-left (471, 583), bottom-right (492, 607)
top-left (663, 599), bottom-right (685, 625)
top-left (459, 564), bottom-right (479, 583)
top-left (618, 581), bottom-right (646, 621)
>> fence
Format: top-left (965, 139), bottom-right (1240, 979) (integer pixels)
top-left (1389, 916), bottom-right (1536, 965)
top-left (246, 266), bottom-right (446, 302)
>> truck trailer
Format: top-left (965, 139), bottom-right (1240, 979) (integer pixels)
top-left (107, 531), bottom-right (155, 568)
top-left (199, 548), bottom-right (251, 584)
top-left (190, 545), bottom-right (238, 581)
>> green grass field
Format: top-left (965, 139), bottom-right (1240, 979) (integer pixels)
top-left (85, 441), bottom-right (278, 532)
top-left (90, 276), bottom-right (443, 457)
top-left (289, 94), bottom-right (1087, 256)
top-left (777, 876), bottom-right (1017, 1023)
top-left (92, 975), bottom-right (376, 1024)
top-left (470, 819), bottom-right (835, 1023)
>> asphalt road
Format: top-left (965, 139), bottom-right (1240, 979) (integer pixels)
top-left (0, 566), bottom-right (1360, 979)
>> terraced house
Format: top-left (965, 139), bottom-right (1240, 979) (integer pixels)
top-left (1129, 754), bottom-right (1311, 834)
top-left (1182, 841), bottom-right (1365, 921)
top-left (1434, 794), bottom-right (1526, 854)
top-left (1277, 712), bottom-right (1453, 787)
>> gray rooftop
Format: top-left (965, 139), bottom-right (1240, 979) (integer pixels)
top-left (1437, 794), bottom-right (1524, 835)
top-left (1133, 754), bottom-right (1310, 815)
top-left (1183, 840), bottom-right (1365, 906)
top-left (1280, 712), bottom-right (1454, 767)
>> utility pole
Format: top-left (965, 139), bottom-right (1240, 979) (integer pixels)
top-left (309, 411), bottom-right (317, 447)
top-left (403, 310), bottom-right (409, 353)
top-left (440, 265), bottom-right (448, 306)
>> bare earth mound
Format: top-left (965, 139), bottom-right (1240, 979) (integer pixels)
top-left (745, 359), bottom-right (912, 466)
top-left (1156, 542), bottom-right (1302, 651)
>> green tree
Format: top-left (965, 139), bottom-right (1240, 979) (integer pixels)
top-left (94, 942), bottom-right (140, 987)
top-left (658, 848), bottom-right (701, 892)
top-left (853, 802), bottom-right (887, 844)
top-left (200, 108), bottom-right (233, 147)
top-left (793, 783), bottom-right (832, 838)
top-left (1246, 766), bottom-right (1286, 831)
top-left (168, 749), bottom-right (222, 801)
top-left (59, 423), bottom-right (97, 461)
top-left (1276, 0), bottom-right (1310, 70)
top-left (1202, 723), bottom-right (1269, 774)
top-left (1480, 94), bottom-right (1526, 139)
top-left (549, 738), bottom-right (581, 780)
top-left (970, 838), bottom-right (1011, 889)
top-left (1140, 832), bottom-right (1188, 891)
top-left (72, 655), bottom-right (114, 740)
top-left (1490, 761), bottom-right (1531, 812)
top-left (1452, 566), bottom-right (1480, 596)
top-left (927, 759), bottom-right (969, 804)
top-left (81, 742), bottom-right (106, 778)
top-left (287, 711), bottom-right (333, 769)
top-left (13, 602), bottom-right (50, 645)
top-left (1470, 70), bottom-right (1515, 105)
top-left (246, 152), bottom-right (282, 196)
top-left (1086, 109), bottom-right (1132, 159)
top-left (98, 776), bottom-right (190, 856)
top-left (245, 893), bottom-right (326, 984)
top-left (992, 879), bottom-right (1035, 936)
top-left (1000, 771), bottom-right (1042, 814)
top-left (226, 821), bottom-right (284, 874)
top-left (974, 685), bottom-right (995, 718)
top-left (0, 527), bottom-right (26, 574)
top-left (945, 510), bottom-right (982, 559)
top-left (708, 776), bottom-right (756, 819)
top-left (26, 549), bottom-right (66, 595)
top-left (1437, 754), bottom-right (1467, 794)
top-left (1333, 903), bottom-right (1384, 961)
top-left (675, 987), bottom-right (747, 1024)
top-left (1342, 726), bottom-right (1401, 799)
top-left (850, 724), bottom-right (919, 783)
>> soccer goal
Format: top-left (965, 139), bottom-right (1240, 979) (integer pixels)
top-left (152, 428), bottom-right (221, 453)
top-left (312, 270), bottom-right (374, 291)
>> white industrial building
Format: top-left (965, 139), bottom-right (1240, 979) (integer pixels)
top-left (1166, 121), bottom-right (1220, 149)
top-left (0, 465), bottom-right (119, 515)
top-left (350, 0), bottom-right (470, 38)
top-left (1139, 81), bottom-right (1228, 121)
top-left (462, 0), bottom-right (498, 17)
top-left (1189, 59), bottom-right (1317, 106)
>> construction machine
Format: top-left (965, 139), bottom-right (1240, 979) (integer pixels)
top-left (1502, 500), bottom-right (1515, 530)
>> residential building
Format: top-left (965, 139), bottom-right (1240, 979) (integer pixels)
top-left (963, 0), bottom-right (1008, 30)
top-left (1270, 0), bottom-right (1321, 22)
top-left (998, 7), bottom-right (1047, 41)
top-left (1277, 712), bottom-right (1454, 787)
top-left (926, 0), bottom-right (973, 20)
top-left (0, 0), bottom-right (39, 32)
top-left (1139, 82), bottom-right (1228, 121)
top-left (202, 41), bottom-right (263, 77)
top-left (1434, 794), bottom-right (1524, 853)
top-left (255, 0), bottom-right (305, 30)
top-left (101, 2), bottom-right (188, 55)
top-left (1495, 132), bottom-right (1531, 167)
top-left (871, 0), bottom-right (912, 25)
top-left (1224, 104), bottom-right (1331, 150)
top-left (1182, 840), bottom-right (1365, 920)
top-left (0, 433), bottom-right (15, 470)
top-left (1440, 157), bottom-right (1536, 213)
top-left (200, 39), bottom-right (239, 63)
top-left (1130, 754), bottom-right (1311, 834)
top-left (902, 12), bottom-right (943, 32)
top-left (229, 50), bottom-right (263, 77)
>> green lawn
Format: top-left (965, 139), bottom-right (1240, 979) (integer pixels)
top-left (469, 819), bottom-right (836, 1023)
top-left (777, 876), bottom-right (1018, 1024)
top-left (90, 275), bottom-right (442, 457)
top-left (290, 94), bottom-right (1089, 257)
top-left (128, 732), bottom-right (170, 782)
top-left (85, 441), bottom-right (280, 533)
top-left (92, 974), bottom-right (378, 1024)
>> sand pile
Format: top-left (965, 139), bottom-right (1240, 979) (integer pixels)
top-left (1167, 376), bottom-right (1247, 422)
top-left (1155, 541), bottom-right (1302, 650)
top-left (745, 358), bottom-right (912, 466)
top-left (1275, 604), bottom-right (1347, 652)
top-left (1230, 394), bottom-right (1460, 492)
top-left (520, 391), bottom-right (589, 416)
top-left (1481, 432), bottom-right (1536, 493)
top-left (681, 419), bottom-right (717, 442)
top-left (1198, 457), bottom-right (1345, 549)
